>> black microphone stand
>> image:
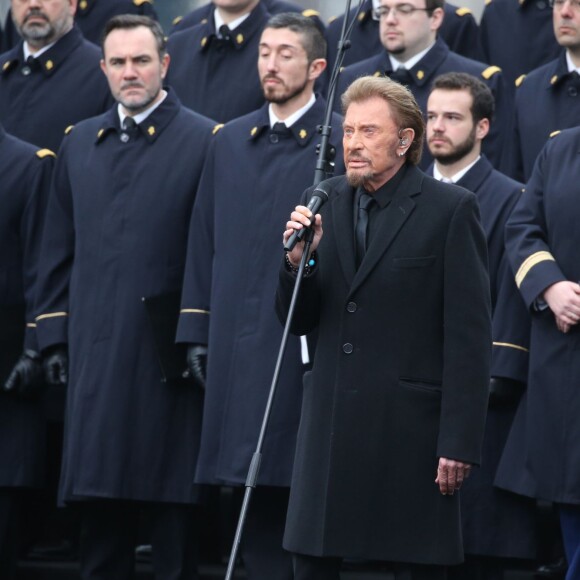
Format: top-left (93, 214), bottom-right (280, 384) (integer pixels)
top-left (223, 4), bottom-right (362, 578)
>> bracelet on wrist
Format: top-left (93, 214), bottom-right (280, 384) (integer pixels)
top-left (285, 252), bottom-right (317, 275)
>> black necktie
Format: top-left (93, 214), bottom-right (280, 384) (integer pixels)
top-left (389, 66), bottom-right (413, 86)
top-left (218, 24), bottom-right (233, 45)
top-left (21, 55), bottom-right (39, 76)
top-left (123, 117), bottom-right (138, 135)
top-left (355, 192), bottom-right (375, 267)
top-left (270, 122), bottom-right (292, 143)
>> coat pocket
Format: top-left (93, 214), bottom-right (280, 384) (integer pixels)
top-left (398, 377), bottom-right (442, 396)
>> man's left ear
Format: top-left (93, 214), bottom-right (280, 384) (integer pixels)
top-left (308, 58), bottom-right (327, 81)
top-left (161, 53), bottom-right (170, 79)
top-left (476, 118), bottom-right (490, 140)
top-left (399, 128), bottom-right (415, 146)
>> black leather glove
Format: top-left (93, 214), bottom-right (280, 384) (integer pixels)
top-left (43, 345), bottom-right (68, 386)
top-left (3, 350), bottom-right (44, 398)
top-left (489, 377), bottom-right (525, 409)
top-left (186, 344), bottom-right (208, 389)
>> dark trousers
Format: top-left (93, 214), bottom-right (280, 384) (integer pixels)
top-left (235, 485), bottom-right (293, 580)
top-left (0, 489), bottom-right (20, 580)
top-left (560, 503), bottom-right (580, 580)
top-left (79, 499), bottom-right (199, 580)
top-left (292, 553), bottom-right (448, 579)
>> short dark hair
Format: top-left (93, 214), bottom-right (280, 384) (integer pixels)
top-left (264, 12), bottom-right (327, 63)
top-left (431, 72), bottom-right (495, 123)
top-left (101, 15), bottom-right (166, 60)
top-left (342, 76), bottom-right (425, 166)
top-left (425, 0), bottom-right (445, 14)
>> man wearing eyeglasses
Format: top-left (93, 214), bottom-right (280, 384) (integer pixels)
top-left (325, 0), bottom-right (484, 71)
top-left (0, 0), bottom-right (112, 152)
top-left (335, 0), bottom-right (511, 172)
top-left (502, 0), bottom-right (580, 182)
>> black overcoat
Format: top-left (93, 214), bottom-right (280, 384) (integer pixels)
top-left (34, 92), bottom-right (215, 504)
top-left (176, 98), bottom-right (344, 487)
top-left (0, 127), bottom-right (53, 487)
top-left (276, 167), bottom-right (491, 564)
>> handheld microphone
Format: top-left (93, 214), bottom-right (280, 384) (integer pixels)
top-left (284, 184), bottom-right (330, 252)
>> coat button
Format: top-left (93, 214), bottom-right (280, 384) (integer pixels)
top-left (346, 301), bottom-right (357, 313)
top-left (269, 133), bottom-right (279, 143)
top-left (342, 343), bottom-right (353, 354)
top-left (568, 86), bottom-right (578, 97)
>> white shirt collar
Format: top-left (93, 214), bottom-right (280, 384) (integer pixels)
top-left (214, 8), bottom-right (251, 33)
top-left (389, 41), bottom-right (435, 71)
top-left (117, 90), bottom-right (168, 128)
top-left (566, 51), bottom-right (580, 74)
top-left (433, 155), bottom-right (480, 183)
top-left (268, 93), bottom-right (316, 129)
top-left (23, 41), bottom-right (57, 60)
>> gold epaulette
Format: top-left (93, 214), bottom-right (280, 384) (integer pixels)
top-left (481, 65), bottom-right (501, 79)
top-left (36, 148), bottom-right (56, 159)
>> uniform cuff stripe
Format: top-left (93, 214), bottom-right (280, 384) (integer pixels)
top-left (492, 341), bottom-right (529, 353)
top-left (35, 311), bottom-right (68, 321)
top-left (515, 251), bottom-right (555, 288)
top-left (180, 308), bottom-right (210, 315)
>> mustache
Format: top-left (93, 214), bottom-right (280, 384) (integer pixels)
top-left (428, 133), bottom-right (451, 144)
top-left (347, 153), bottom-right (372, 163)
top-left (262, 74), bottom-right (283, 83)
top-left (24, 9), bottom-right (49, 23)
top-left (121, 82), bottom-right (145, 90)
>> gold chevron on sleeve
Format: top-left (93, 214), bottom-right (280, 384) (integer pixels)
top-left (515, 251), bottom-right (555, 288)
top-left (492, 342), bottom-right (529, 353)
top-left (35, 311), bottom-right (68, 321)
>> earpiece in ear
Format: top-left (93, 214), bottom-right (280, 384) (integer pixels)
top-left (400, 139), bottom-right (408, 146)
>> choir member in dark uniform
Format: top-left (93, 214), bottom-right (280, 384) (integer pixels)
top-left (504, 0), bottom-right (580, 182)
top-left (325, 0), bottom-right (483, 71)
top-left (501, 127), bottom-right (580, 580)
top-left (0, 125), bottom-right (54, 580)
top-left (170, 0), bottom-right (322, 35)
top-left (0, 0), bottom-right (112, 152)
top-left (479, 0), bottom-right (562, 90)
top-left (166, 0), bottom-right (269, 123)
top-left (2, 0), bottom-right (157, 49)
top-left (74, 0), bottom-right (157, 44)
top-left (34, 15), bottom-right (215, 579)
top-left (426, 72), bottom-right (537, 580)
top-left (336, 0), bottom-right (510, 171)
top-left (277, 75), bottom-right (490, 580)
top-left (176, 13), bottom-right (343, 579)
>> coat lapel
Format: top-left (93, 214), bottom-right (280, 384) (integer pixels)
top-left (349, 166), bottom-right (424, 296)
